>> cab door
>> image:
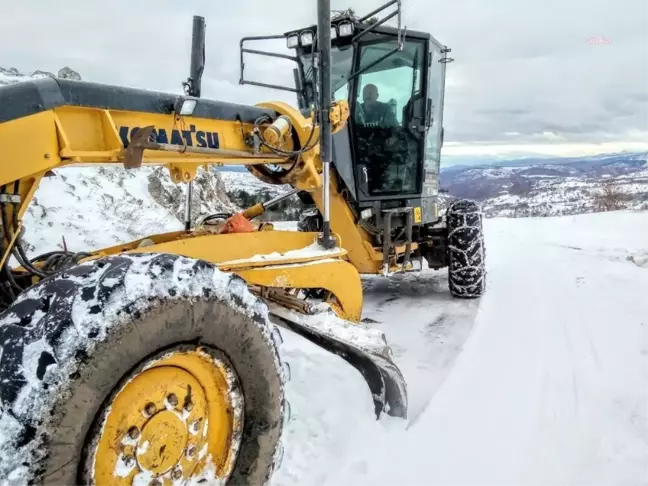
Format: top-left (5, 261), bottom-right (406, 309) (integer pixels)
top-left (349, 34), bottom-right (427, 201)
top-left (420, 41), bottom-right (451, 223)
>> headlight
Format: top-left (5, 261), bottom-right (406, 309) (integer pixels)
top-left (331, 26), bottom-right (338, 39)
top-left (286, 34), bottom-right (299, 48)
top-left (175, 97), bottom-right (197, 116)
top-left (300, 30), bottom-right (314, 46)
top-left (338, 21), bottom-right (354, 37)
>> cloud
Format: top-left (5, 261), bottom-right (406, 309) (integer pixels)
top-left (1, 0), bottom-right (646, 156)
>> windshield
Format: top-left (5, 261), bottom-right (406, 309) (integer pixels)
top-left (296, 35), bottom-right (428, 198)
top-left (351, 37), bottom-right (426, 196)
top-left (298, 46), bottom-right (354, 103)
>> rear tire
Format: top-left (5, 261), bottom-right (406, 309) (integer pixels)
top-left (446, 199), bottom-right (486, 298)
top-left (0, 253), bottom-right (285, 485)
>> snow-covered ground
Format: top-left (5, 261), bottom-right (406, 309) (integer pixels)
top-left (273, 210), bottom-right (648, 486)
top-left (10, 160), bottom-right (648, 485)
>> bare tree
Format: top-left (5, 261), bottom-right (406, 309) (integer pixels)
top-left (594, 181), bottom-right (626, 212)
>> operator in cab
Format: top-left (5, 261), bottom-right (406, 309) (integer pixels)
top-left (356, 84), bottom-right (399, 128)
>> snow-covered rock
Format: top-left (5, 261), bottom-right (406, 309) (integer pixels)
top-left (57, 66), bottom-right (81, 80)
top-left (147, 166), bottom-right (237, 224)
top-left (0, 65), bottom-right (82, 85)
top-left (23, 165), bottom-right (234, 256)
top-left (0, 66), bottom-right (81, 86)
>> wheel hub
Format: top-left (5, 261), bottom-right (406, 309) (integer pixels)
top-left (85, 347), bottom-right (243, 486)
top-left (137, 410), bottom-right (188, 474)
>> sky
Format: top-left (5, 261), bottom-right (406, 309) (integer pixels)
top-left (1, 0), bottom-right (647, 162)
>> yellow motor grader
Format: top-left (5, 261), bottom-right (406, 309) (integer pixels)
top-left (0, 1), bottom-right (485, 484)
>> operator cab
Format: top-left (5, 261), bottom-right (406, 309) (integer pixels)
top-left (239, 4), bottom-right (453, 226)
top-left (288, 17), bottom-right (452, 225)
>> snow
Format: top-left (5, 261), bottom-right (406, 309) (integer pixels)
top-left (270, 303), bottom-right (390, 352)
top-left (0, 71), bottom-right (31, 86)
top-left (220, 241), bottom-right (345, 266)
top-left (2, 141), bottom-right (647, 484)
top-left (24, 167), bottom-right (182, 255)
top-left (272, 209), bottom-right (648, 486)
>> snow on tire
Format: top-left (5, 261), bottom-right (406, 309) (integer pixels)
top-left (0, 253), bottom-right (285, 485)
top-left (446, 199), bottom-right (486, 298)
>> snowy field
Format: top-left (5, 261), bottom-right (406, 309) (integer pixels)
top-left (273, 210), bottom-right (648, 486)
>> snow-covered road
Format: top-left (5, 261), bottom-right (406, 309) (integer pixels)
top-left (274, 211), bottom-right (648, 486)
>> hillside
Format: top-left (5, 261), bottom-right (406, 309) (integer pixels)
top-left (441, 152), bottom-right (648, 217)
top-left (23, 166), bottom-right (236, 256)
top-left (218, 170), bottom-right (305, 220)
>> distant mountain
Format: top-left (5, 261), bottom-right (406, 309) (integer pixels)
top-left (440, 152), bottom-right (648, 217)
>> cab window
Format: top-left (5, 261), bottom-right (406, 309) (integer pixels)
top-left (351, 38), bottom-right (425, 196)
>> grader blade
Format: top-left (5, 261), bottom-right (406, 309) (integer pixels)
top-left (267, 303), bottom-right (407, 419)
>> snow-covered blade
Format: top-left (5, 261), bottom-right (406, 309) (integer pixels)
top-left (267, 303), bottom-right (407, 419)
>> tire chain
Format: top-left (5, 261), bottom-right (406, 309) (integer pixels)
top-left (447, 199), bottom-right (486, 297)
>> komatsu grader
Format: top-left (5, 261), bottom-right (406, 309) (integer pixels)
top-left (0, 1), bottom-right (485, 484)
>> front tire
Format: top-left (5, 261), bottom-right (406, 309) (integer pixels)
top-left (0, 253), bottom-right (285, 485)
top-left (446, 199), bottom-right (486, 298)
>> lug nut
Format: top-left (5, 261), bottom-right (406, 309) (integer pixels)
top-left (122, 455), bottom-right (135, 467)
top-left (167, 394), bottom-right (178, 407)
top-left (192, 418), bottom-right (202, 432)
top-left (127, 426), bottom-right (140, 440)
top-left (150, 480), bottom-right (162, 486)
top-left (185, 401), bottom-right (194, 412)
top-left (186, 445), bottom-right (196, 458)
top-left (144, 402), bottom-right (157, 416)
top-left (172, 468), bottom-right (183, 480)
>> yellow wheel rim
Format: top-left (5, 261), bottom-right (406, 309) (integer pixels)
top-left (87, 346), bottom-right (243, 486)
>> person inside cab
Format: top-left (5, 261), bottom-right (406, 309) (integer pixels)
top-left (354, 82), bottom-right (413, 194)
top-left (356, 83), bottom-right (399, 128)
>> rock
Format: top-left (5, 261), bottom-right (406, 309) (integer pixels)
top-left (31, 69), bottom-right (55, 78)
top-left (147, 166), bottom-right (236, 224)
top-left (0, 67), bottom-right (21, 76)
top-left (57, 67), bottom-right (81, 80)
top-left (1, 66), bottom-right (82, 86)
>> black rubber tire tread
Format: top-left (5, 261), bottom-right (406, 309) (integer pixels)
top-left (446, 199), bottom-right (486, 298)
top-left (0, 253), bottom-right (285, 486)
